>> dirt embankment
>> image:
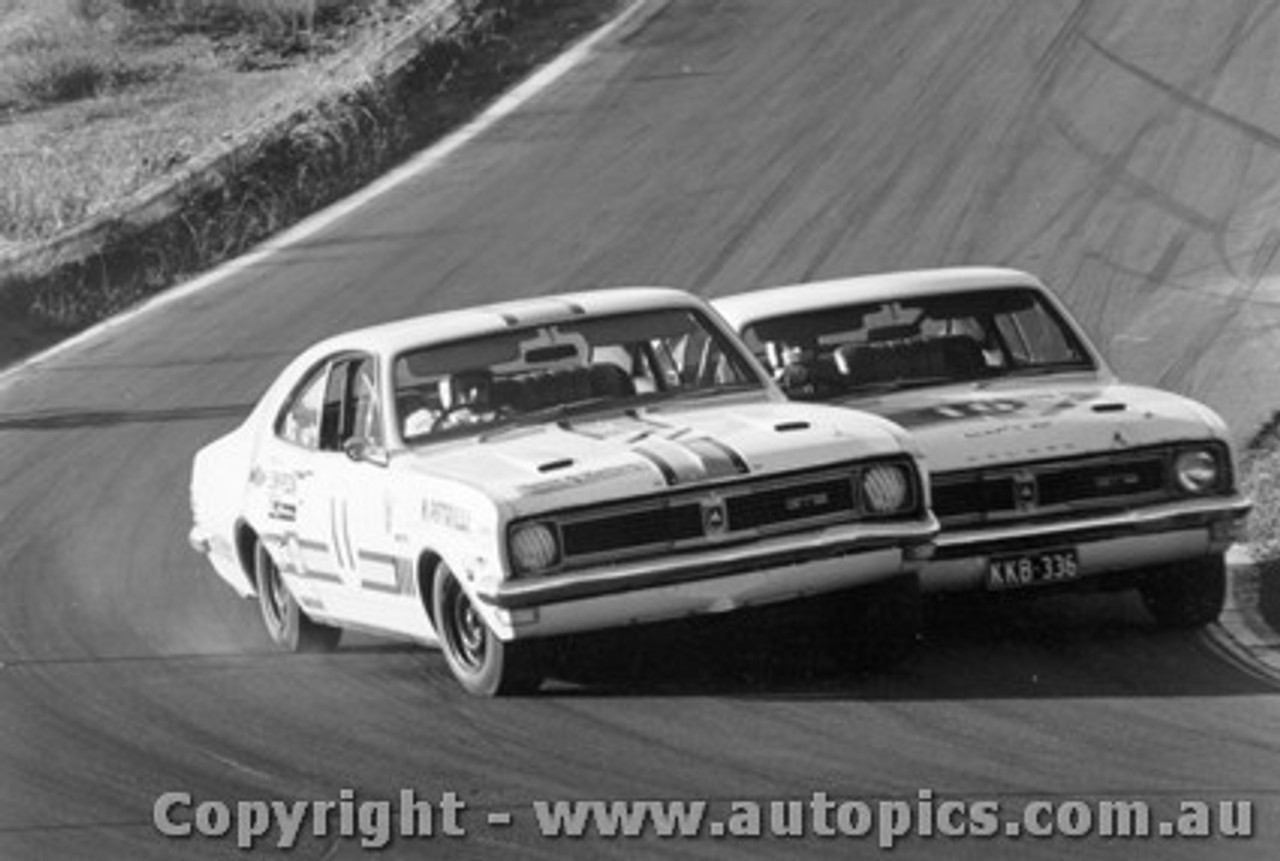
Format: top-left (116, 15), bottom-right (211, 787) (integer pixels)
top-left (0, 0), bottom-right (621, 369)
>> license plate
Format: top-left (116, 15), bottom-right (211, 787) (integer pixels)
top-left (987, 548), bottom-right (1080, 591)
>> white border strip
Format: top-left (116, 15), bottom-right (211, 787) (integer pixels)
top-left (0, 0), bottom-right (659, 391)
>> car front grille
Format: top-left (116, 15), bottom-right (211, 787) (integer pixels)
top-left (931, 447), bottom-right (1179, 527)
top-left (725, 477), bottom-right (856, 531)
top-left (542, 456), bottom-right (920, 573)
top-left (561, 505), bottom-right (704, 557)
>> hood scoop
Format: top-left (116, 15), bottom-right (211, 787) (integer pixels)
top-left (774, 420), bottom-right (811, 433)
top-left (1091, 402), bottom-right (1127, 413)
top-left (538, 458), bottom-right (575, 473)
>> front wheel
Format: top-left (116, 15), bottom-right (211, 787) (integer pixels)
top-left (1138, 554), bottom-right (1227, 629)
top-left (432, 563), bottom-right (542, 696)
top-left (253, 540), bottom-right (342, 652)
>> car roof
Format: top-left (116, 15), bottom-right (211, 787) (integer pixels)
top-left (305, 286), bottom-right (708, 360)
top-left (713, 266), bottom-right (1046, 328)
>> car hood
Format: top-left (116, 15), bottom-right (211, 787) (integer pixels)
top-left (843, 378), bottom-right (1224, 474)
top-left (398, 400), bottom-right (911, 515)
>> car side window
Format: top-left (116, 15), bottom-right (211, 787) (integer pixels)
top-left (318, 361), bottom-right (349, 451)
top-left (350, 360), bottom-right (383, 447)
top-left (317, 355), bottom-right (382, 452)
top-left (277, 363), bottom-right (328, 449)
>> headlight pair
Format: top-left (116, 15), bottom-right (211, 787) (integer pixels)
top-left (509, 461), bottom-right (916, 575)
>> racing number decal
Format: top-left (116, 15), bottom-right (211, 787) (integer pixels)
top-left (330, 497), bottom-right (402, 594)
top-left (264, 470), bottom-right (299, 523)
top-left (884, 399), bottom-right (1026, 429)
top-left (329, 497), bottom-right (355, 573)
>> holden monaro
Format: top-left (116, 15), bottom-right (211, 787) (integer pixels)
top-left (715, 267), bottom-right (1252, 628)
top-left (189, 288), bottom-right (937, 695)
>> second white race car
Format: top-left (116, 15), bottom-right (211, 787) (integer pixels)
top-left (715, 267), bottom-right (1252, 628)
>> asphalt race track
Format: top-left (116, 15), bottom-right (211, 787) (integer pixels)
top-left (2, 1), bottom-right (1280, 857)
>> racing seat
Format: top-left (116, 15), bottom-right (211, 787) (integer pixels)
top-left (931, 335), bottom-right (988, 377)
top-left (836, 334), bottom-right (987, 385)
top-left (588, 362), bottom-right (636, 399)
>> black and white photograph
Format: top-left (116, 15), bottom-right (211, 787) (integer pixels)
top-left (1, 0), bottom-right (1277, 857)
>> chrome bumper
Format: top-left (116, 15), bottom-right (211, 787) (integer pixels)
top-left (475, 516), bottom-right (938, 639)
top-left (923, 495), bottom-right (1251, 592)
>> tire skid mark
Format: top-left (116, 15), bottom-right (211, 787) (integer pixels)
top-left (996, 4), bottom-right (1280, 312)
top-left (791, 4), bottom-right (1028, 279)
top-left (1156, 228), bottom-right (1280, 390)
top-left (1029, 0), bottom-right (1096, 96)
top-left (1079, 29), bottom-right (1280, 154)
top-left (1046, 107), bottom-right (1236, 305)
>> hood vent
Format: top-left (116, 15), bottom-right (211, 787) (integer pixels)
top-left (774, 421), bottom-right (811, 433)
top-left (1091, 402), bottom-right (1126, 413)
top-left (538, 458), bottom-right (575, 473)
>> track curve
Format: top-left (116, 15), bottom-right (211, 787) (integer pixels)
top-left (2, 1), bottom-right (1279, 858)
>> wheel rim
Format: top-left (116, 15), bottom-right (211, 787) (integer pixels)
top-left (443, 577), bottom-right (488, 673)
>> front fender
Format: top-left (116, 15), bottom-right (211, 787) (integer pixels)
top-left (412, 525), bottom-right (508, 627)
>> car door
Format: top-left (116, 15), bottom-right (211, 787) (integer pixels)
top-left (256, 353), bottom-right (410, 635)
top-left (310, 354), bottom-right (415, 633)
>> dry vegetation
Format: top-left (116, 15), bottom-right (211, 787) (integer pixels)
top-left (0, 0), bottom-right (618, 367)
top-left (1241, 423), bottom-right (1280, 563)
top-left (0, 0), bottom-right (463, 248)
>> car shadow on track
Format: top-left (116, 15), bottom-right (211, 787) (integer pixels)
top-left (523, 589), bottom-right (1280, 701)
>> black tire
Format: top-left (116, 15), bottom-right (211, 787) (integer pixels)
top-left (1138, 554), bottom-right (1227, 629)
top-left (836, 573), bottom-right (922, 671)
top-left (253, 540), bottom-right (342, 652)
top-left (432, 562), bottom-right (542, 696)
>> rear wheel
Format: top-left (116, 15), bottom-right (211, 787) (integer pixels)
top-left (835, 573), bottom-right (922, 670)
top-left (432, 562), bottom-right (542, 696)
top-left (1138, 554), bottom-right (1227, 629)
top-left (254, 540), bottom-right (342, 652)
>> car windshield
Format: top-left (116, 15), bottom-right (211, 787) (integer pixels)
top-left (739, 286), bottom-right (1096, 401)
top-left (393, 307), bottom-right (764, 443)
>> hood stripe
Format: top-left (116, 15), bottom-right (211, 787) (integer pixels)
top-left (632, 445), bottom-right (680, 485)
top-left (680, 436), bottom-right (750, 478)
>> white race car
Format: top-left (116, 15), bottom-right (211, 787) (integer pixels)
top-left (189, 288), bottom-right (938, 695)
top-left (715, 268), bottom-right (1252, 628)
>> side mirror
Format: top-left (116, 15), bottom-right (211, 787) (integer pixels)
top-left (343, 437), bottom-right (390, 467)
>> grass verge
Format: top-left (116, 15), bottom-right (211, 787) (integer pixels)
top-left (0, 0), bottom-right (622, 367)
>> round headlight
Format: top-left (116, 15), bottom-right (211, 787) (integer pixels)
top-left (862, 464), bottom-right (910, 513)
top-left (510, 523), bottom-right (559, 574)
top-left (1175, 449), bottom-right (1219, 494)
